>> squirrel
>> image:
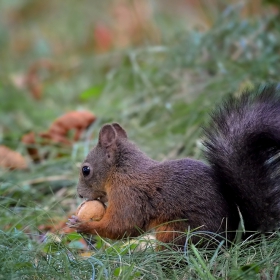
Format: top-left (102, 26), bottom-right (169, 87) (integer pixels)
top-left (68, 85), bottom-right (280, 246)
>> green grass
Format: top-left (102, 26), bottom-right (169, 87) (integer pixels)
top-left (1, 230), bottom-right (280, 279)
top-left (1, 1), bottom-right (280, 279)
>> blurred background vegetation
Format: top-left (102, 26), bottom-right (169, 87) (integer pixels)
top-left (1, 0), bottom-right (280, 279)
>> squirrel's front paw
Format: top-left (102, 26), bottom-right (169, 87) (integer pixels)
top-left (67, 215), bottom-right (81, 228)
top-left (67, 215), bottom-right (92, 233)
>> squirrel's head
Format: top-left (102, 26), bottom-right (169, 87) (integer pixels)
top-left (77, 123), bottom-right (128, 203)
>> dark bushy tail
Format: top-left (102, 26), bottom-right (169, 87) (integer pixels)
top-left (204, 85), bottom-right (280, 232)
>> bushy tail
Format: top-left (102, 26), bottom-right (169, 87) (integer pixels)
top-left (204, 85), bottom-right (280, 232)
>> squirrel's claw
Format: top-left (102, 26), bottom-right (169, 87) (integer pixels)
top-left (67, 215), bottom-right (81, 228)
top-left (67, 215), bottom-right (91, 234)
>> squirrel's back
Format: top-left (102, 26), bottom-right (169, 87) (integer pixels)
top-left (204, 85), bottom-right (280, 232)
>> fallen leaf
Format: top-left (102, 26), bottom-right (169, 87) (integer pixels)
top-left (47, 110), bottom-right (96, 144)
top-left (79, 251), bottom-right (94, 258)
top-left (21, 132), bottom-right (40, 161)
top-left (0, 145), bottom-right (27, 169)
top-left (22, 111), bottom-right (96, 161)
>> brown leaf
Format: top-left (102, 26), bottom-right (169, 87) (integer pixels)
top-left (22, 111), bottom-right (96, 161)
top-left (47, 111), bottom-right (96, 144)
top-left (0, 145), bottom-right (27, 169)
top-left (21, 132), bottom-right (41, 161)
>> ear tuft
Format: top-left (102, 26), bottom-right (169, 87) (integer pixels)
top-left (112, 123), bottom-right (127, 139)
top-left (99, 124), bottom-right (117, 148)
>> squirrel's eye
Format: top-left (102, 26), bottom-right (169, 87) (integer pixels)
top-left (82, 166), bottom-right (91, 177)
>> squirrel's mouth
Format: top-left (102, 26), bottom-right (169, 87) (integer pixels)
top-left (93, 191), bottom-right (107, 202)
top-left (82, 196), bottom-right (108, 207)
top-left (80, 192), bottom-right (108, 204)
top-left (96, 195), bottom-right (108, 204)
top-left (78, 190), bottom-right (107, 202)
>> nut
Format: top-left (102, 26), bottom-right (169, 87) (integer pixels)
top-left (76, 200), bottom-right (106, 221)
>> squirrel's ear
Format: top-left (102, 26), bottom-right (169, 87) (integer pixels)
top-left (98, 124), bottom-right (117, 148)
top-left (112, 123), bottom-right (127, 139)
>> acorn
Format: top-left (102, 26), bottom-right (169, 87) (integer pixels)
top-left (76, 200), bottom-right (106, 222)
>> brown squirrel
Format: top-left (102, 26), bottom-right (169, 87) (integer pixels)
top-left (68, 85), bottom-right (280, 246)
